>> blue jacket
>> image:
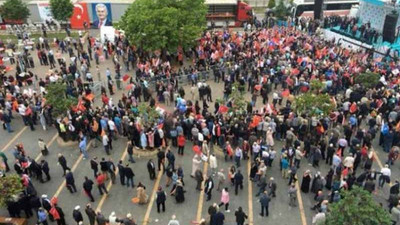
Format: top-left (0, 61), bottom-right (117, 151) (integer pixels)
top-left (259, 193), bottom-right (270, 206)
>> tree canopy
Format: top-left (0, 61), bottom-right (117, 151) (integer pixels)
top-left (118, 0), bottom-right (207, 52)
top-left (45, 82), bottom-right (78, 117)
top-left (137, 102), bottom-right (160, 128)
top-left (267, 0), bottom-right (276, 9)
top-left (325, 186), bottom-right (391, 225)
top-left (0, 175), bottom-right (24, 207)
top-left (0, 0), bottom-right (30, 22)
top-left (294, 81), bottom-right (334, 117)
top-left (50, 0), bottom-right (74, 22)
top-left (274, 0), bottom-right (291, 20)
top-left (354, 72), bottom-right (380, 89)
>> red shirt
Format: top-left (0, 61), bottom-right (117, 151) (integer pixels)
top-left (178, 136), bottom-right (186, 147)
top-left (96, 174), bottom-right (105, 185)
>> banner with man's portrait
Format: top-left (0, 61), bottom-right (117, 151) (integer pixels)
top-left (91, 3), bottom-right (112, 29)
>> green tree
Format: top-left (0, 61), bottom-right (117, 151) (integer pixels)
top-left (267, 0), bottom-right (276, 9)
top-left (310, 80), bottom-right (325, 93)
top-left (50, 0), bottom-right (74, 22)
top-left (0, 0), bottom-right (30, 22)
top-left (46, 83), bottom-right (78, 117)
top-left (294, 92), bottom-right (334, 117)
top-left (354, 72), bottom-right (380, 89)
top-left (0, 175), bottom-right (24, 207)
top-left (137, 103), bottom-right (160, 127)
top-left (229, 82), bottom-right (249, 114)
top-left (274, 0), bottom-right (290, 20)
top-left (325, 187), bottom-right (391, 225)
top-left (118, 0), bottom-right (207, 52)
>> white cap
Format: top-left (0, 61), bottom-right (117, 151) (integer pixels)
top-left (75, 205), bottom-right (80, 210)
top-left (127, 213), bottom-right (132, 218)
top-left (41, 194), bottom-right (48, 198)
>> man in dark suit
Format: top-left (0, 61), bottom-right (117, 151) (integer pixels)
top-left (147, 159), bottom-right (156, 180)
top-left (234, 170), bottom-right (244, 195)
top-left (210, 209), bottom-right (225, 225)
top-left (117, 160), bottom-right (125, 185)
top-left (40, 159), bottom-right (51, 182)
top-left (204, 176), bottom-right (214, 201)
top-left (259, 191), bottom-right (270, 217)
top-left (156, 186), bottom-right (166, 213)
top-left (90, 157), bottom-right (98, 178)
top-left (65, 170), bottom-right (77, 193)
top-left (83, 176), bottom-right (95, 202)
top-left (92, 3), bottom-right (112, 28)
top-left (124, 164), bottom-right (135, 188)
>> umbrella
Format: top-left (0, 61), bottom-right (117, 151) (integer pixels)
top-left (125, 84), bottom-right (133, 90)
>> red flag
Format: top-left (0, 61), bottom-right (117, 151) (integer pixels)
top-left (125, 84), bottom-right (133, 90)
top-left (122, 74), bottom-right (130, 82)
top-left (218, 105), bottom-right (229, 114)
top-left (70, 3), bottom-right (90, 29)
top-left (281, 89), bottom-right (290, 98)
top-left (193, 145), bottom-right (201, 155)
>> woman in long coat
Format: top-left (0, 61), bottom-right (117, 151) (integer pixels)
top-left (266, 128), bottom-right (274, 147)
top-left (310, 172), bottom-right (323, 194)
top-left (301, 170), bottom-right (312, 193)
top-left (172, 180), bottom-right (185, 203)
top-left (137, 184), bottom-right (148, 204)
top-left (325, 168), bottom-right (334, 190)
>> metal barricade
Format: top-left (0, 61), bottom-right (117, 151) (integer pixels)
top-left (88, 81), bottom-right (104, 97)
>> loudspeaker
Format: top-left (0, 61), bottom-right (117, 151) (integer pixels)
top-left (314, 0), bottom-right (324, 20)
top-left (383, 13), bottom-right (399, 43)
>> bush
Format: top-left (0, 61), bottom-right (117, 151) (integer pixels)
top-left (45, 83), bottom-right (78, 117)
top-left (0, 175), bottom-right (24, 207)
top-left (325, 186), bottom-right (391, 225)
top-left (354, 72), bottom-right (380, 88)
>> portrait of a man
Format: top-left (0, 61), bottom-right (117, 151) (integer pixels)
top-left (92, 3), bottom-right (112, 28)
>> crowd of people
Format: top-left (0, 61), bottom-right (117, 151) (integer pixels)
top-left (323, 15), bottom-right (381, 44)
top-left (1, 10), bottom-right (400, 225)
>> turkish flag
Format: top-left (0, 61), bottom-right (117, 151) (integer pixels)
top-left (125, 83), bottom-right (133, 90)
top-left (122, 74), bottom-right (130, 82)
top-left (70, 3), bottom-right (89, 29)
top-left (281, 89), bottom-right (290, 97)
top-left (218, 105), bottom-right (229, 114)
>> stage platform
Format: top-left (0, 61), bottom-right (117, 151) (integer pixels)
top-left (328, 26), bottom-right (400, 54)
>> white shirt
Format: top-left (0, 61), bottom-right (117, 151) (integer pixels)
top-left (312, 212), bottom-right (326, 224)
top-left (252, 143), bottom-right (260, 154)
top-left (198, 133), bottom-right (204, 142)
top-left (381, 167), bottom-right (391, 177)
top-left (108, 120), bottom-right (116, 131)
top-left (18, 104), bottom-right (26, 116)
top-left (102, 135), bottom-right (109, 146)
